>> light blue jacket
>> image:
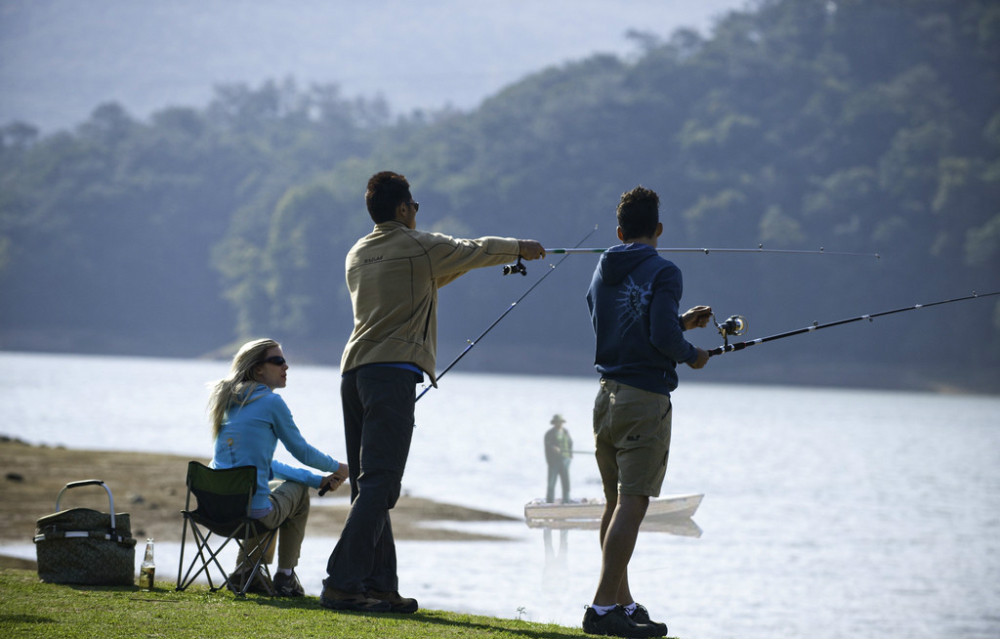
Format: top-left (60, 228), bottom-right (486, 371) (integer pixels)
top-left (212, 384), bottom-right (340, 515)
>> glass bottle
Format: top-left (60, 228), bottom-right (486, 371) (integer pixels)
top-left (138, 538), bottom-right (155, 590)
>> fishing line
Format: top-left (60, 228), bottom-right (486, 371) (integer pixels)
top-left (708, 290), bottom-right (1000, 357)
top-left (416, 225), bottom-right (599, 402)
top-left (547, 244), bottom-right (880, 259)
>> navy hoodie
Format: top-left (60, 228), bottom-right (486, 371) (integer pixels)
top-left (587, 243), bottom-right (698, 396)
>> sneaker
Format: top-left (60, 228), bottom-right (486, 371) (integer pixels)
top-left (320, 587), bottom-right (392, 612)
top-left (227, 568), bottom-right (274, 596)
top-left (367, 589), bottom-right (418, 614)
top-left (272, 571), bottom-right (305, 597)
top-left (629, 603), bottom-right (668, 636)
top-left (582, 605), bottom-right (662, 638)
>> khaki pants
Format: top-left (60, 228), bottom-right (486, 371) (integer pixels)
top-left (237, 480), bottom-right (311, 571)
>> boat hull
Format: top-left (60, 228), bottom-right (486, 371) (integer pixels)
top-left (524, 493), bottom-right (703, 522)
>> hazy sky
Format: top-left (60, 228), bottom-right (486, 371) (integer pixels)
top-left (0, 0), bottom-right (749, 132)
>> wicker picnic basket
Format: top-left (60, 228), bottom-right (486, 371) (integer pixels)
top-left (33, 479), bottom-right (137, 585)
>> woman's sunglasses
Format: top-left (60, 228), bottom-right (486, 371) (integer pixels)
top-left (261, 356), bottom-right (287, 366)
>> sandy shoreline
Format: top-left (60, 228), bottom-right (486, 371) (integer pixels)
top-left (0, 438), bottom-right (517, 557)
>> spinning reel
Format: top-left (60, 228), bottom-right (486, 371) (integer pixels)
top-left (713, 313), bottom-right (748, 346)
top-left (501, 257), bottom-right (528, 276)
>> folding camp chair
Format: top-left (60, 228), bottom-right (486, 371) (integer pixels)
top-left (175, 461), bottom-right (278, 596)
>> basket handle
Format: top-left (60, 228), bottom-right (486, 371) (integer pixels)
top-left (56, 479), bottom-right (117, 531)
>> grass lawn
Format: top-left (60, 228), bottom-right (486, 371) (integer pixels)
top-left (0, 568), bottom-right (591, 639)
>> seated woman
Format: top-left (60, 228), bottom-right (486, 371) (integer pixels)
top-left (208, 338), bottom-right (348, 596)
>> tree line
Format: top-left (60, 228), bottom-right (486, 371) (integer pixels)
top-left (1, 0), bottom-right (998, 392)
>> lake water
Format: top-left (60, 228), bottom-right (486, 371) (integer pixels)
top-left (2, 351), bottom-right (999, 638)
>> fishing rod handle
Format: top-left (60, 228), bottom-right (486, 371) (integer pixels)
top-left (708, 341), bottom-right (752, 357)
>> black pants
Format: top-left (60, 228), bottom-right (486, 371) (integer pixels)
top-left (324, 366), bottom-right (418, 594)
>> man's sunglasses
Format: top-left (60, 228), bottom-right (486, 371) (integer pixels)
top-left (261, 356), bottom-right (287, 366)
top-left (408, 201), bottom-right (420, 212)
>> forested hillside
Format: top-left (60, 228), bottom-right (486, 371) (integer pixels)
top-left (2, 0), bottom-right (998, 392)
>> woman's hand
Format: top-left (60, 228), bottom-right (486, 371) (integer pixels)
top-left (319, 464), bottom-right (350, 495)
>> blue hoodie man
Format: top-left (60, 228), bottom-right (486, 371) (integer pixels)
top-left (589, 243), bottom-right (697, 395)
top-left (581, 186), bottom-right (712, 639)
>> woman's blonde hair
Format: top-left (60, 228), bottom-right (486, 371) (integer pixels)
top-left (208, 338), bottom-right (279, 439)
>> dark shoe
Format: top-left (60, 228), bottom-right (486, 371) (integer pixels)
top-left (227, 568), bottom-right (274, 596)
top-left (629, 603), bottom-right (668, 636)
top-left (367, 589), bottom-right (418, 613)
top-left (320, 587), bottom-right (391, 612)
top-left (582, 605), bottom-right (662, 638)
top-left (272, 571), bottom-right (304, 597)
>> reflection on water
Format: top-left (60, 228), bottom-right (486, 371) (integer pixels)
top-left (542, 528), bottom-right (570, 591)
top-left (530, 517), bottom-right (703, 537)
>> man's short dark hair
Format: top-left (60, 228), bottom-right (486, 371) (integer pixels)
top-left (616, 186), bottom-right (659, 240)
top-left (366, 171), bottom-right (412, 223)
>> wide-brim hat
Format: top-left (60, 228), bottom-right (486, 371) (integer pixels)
top-left (550, 414), bottom-right (566, 425)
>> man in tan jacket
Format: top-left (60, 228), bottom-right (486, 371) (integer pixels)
top-left (321, 171), bottom-right (545, 613)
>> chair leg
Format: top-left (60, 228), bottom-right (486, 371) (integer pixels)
top-left (200, 531), bottom-right (237, 592)
top-left (176, 515), bottom-right (190, 591)
top-left (178, 525), bottom-right (217, 591)
top-left (178, 525), bottom-right (238, 592)
top-left (230, 527), bottom-right (277, 596)
top-left (176, 518), bottom-right (214, 591)
top-left (175, 515), bottom-right (279, 598)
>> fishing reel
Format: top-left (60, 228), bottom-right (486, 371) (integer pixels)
top-left (502, 257), bottom-right (527, 276)
top-left (713, 313), bottom-right (748, 346)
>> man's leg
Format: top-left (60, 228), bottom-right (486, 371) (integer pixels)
top-left (324, 367), bottom-right (415, 594)
top-left (323, 372), bottom-right (364, 591)
top-left (595, 379), bottom-right (671, 605)
top-left (355, 469), bottom-right (402, 593)
top-left (593, 493), bottom-right (648, 605)
top-left (260, 480), bottom-right (311, 571)
top-left (592, 378), bottom-right (637, 606)
top-left (586, 379), bottom-right (660, 636)
top-left (546, 464), bottom-right (557, 503)
top-left (560, 458), bottom-right (571, 502)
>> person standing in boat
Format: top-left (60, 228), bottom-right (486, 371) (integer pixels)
top-left (544, 414), bottom-right (573, 503)
top-left (321, 170), bottom-right (546, 614)
top-left (582, 186), bottom-right (712, 638)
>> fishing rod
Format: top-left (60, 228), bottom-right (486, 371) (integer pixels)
top-left (415, 225), bottom-right (599, 402)
top-left (547, 244), bottom-right (880, 259)
top-left (707, 290), bottom-right (1000, 357)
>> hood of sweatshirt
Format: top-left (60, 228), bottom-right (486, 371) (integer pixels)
top-left (595, 243), bottom-right (660, 285)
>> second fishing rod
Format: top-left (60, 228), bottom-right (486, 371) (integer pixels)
top-left (704, 290), bottom-right (1000, 357)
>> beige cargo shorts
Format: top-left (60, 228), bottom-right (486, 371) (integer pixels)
top-left (593, 377), bottom-right (672, 498)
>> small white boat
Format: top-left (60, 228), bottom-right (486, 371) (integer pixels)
top-left (524, 493), bottom-right (703, 524)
